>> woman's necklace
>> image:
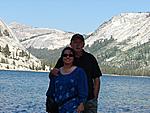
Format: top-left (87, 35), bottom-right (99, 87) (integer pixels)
top-left (61, 66), bottom-right (76, 75)
top-left (63, 67), bottom-right (71, 73)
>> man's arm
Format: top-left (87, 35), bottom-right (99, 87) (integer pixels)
top-left (91, 54), bottom-right (102, 99)
top-left (49, 57), bottom-right (63, 78)
top-left (93, 77), bottom-right (100, 99)
top-left (54, 57), bottom-right (63, 68)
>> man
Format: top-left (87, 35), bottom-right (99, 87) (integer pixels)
top-left (51, 33), bottom-right (102, 113)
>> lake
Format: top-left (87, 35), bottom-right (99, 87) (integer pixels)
top-left (0, 70), bottom-right (150, 113)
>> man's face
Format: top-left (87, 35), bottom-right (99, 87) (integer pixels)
top-left (70, 38), bottom-right (84, 52)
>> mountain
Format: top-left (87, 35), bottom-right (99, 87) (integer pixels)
top-left (0, 20), bottom-right (43, 71)
top-left (9, 22), bottom-right (75, 50)
top-left (85, 13), bottom-right (150, 50)
top-left (9, 12), bottom-right (150, 76)
top-left (85, 13), bottom-right (150, 76)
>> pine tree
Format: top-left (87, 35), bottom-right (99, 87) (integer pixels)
top-left (3, 29), bottom-right (9, 36)
top-left (0, 46), bottom-right (1, 52)
top-left (3, 44), bottom-right (11, 57)
top-left (0, 29), bottom-right (3, 36)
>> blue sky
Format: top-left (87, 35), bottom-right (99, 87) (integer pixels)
top-left (0, 0), bottom-right (150, 34)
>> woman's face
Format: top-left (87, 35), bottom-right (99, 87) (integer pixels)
top-left (63, 49), bottom-right (74, 65)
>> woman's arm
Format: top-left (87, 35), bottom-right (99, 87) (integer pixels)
top-left (76, 68), bottom-right (88, 112)
top-left (46, 75), bottom-right (55, 97)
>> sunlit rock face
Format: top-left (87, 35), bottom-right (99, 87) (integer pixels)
top-left (0, 20), bottom-right (42, 71)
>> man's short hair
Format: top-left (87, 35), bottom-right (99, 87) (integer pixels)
top-left (71, 34), bottom-right (84, 43)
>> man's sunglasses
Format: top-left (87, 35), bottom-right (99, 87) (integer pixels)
top-left (63, 54), bottom-right (74, 57)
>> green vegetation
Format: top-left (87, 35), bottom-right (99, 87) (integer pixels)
top-left (27, 47), bottom-right (64, 68)
top-left (3, 29), bottom-right (10, 36)
top-left (97, 41), bottom-right (150, 76)
top-left (2, 44), bottom-right (11, 57)
top-left (26, 38), bottom-right (150, 76)
top-left (101, 65), bottom-right (150, 76)
top-left (0, 29), bottom-right (3, 36)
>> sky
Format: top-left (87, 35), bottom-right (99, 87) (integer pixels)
top-left (0, 0), bottom-right (150, 34)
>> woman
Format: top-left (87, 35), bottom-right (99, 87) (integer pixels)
top-left (46, 47), bottom-right (88, 113)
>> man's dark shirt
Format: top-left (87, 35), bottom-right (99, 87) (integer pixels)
top-left (54, 50), bottom-right (102, 100)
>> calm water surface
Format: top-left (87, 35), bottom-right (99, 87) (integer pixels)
top-left (0, 70), bottom-right (150, 113)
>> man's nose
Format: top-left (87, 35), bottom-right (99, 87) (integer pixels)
top-left (76, 44), bottom-right (81, 47)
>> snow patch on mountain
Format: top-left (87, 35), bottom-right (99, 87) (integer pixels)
top-left (85, 12), bottom-right (150, 51)
top-left (10, 22), bottom-right (75, 50)
top-left (0, 20), bottom-right (42, 71)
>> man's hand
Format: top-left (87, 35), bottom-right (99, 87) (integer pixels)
top-left (94, 77), bottom-right (100, 99)
top-left (49, 68), bottom-right (59, 78)
top-left (77, 103), bottom-right (84, 113)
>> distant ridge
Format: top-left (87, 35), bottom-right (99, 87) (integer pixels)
top-left (0, 20), bottom-right (43, 71)
top-left (9, 12), bottom-right (150, 75)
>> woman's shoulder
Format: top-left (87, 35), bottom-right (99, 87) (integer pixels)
top-left (76, 66), bottom-right (83, 70)
top-left (75, 67), bottom-right (85, 74)
top-left (74, 67), bottom-right (87, 80)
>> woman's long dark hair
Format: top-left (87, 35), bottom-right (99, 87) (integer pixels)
top-left (60, 47), bottom-right (76, 66)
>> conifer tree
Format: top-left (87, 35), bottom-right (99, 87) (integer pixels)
top-left (3, 44), bottom-right (10, 57)
top-left (3, 29), bottom-right (9, 36)
top-left (0, 46), bottom-right (1, 52)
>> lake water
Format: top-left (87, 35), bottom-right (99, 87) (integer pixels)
top-left (0, 70), bottom-right (150, 113)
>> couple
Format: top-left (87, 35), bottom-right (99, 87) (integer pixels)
top-left (46, 34), bottom-right (102, 113)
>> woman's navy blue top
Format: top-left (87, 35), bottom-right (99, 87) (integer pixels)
top-left (46, 67), bottom-right (88, 113)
